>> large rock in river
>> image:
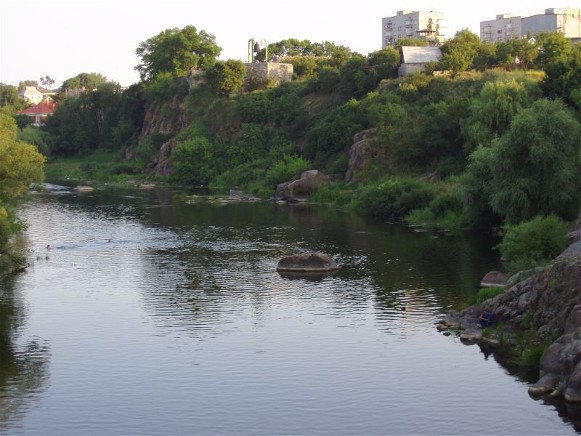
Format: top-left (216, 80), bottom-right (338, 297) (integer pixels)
top-left (276, 252), bottom-right (339, 272)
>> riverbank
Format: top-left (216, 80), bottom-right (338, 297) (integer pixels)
top-left (438, 217), bottom-right (581, 403)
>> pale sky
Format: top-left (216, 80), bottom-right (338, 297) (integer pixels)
top-left (0, 0), bottom-right (566, 88)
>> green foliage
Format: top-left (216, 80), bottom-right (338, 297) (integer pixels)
top-left (135, 25), bottom-right (221, 81)
top-left (498, 215), bottom-right (570, 273)
top-left (541, 44), bottom-right (581, 108)
top-left (61, 72), bottom-right (108, 92)
top-left (206, 60), bottom-right (246, 96)
top-left (18, 125), bottom-right (50, 155)
top-left (439, 29), bottom-right (482, 75)
top-left (461, 75), bottom-right (541, 152)
top-left (170, 136), bottom-right (215, 186)
top-left (304, 99), bottom-right (367, 165)
top-left (264, 155), bottom-right (310, 188)
top-left (486, 99), bottom-right (581, 223)
top-left (0, 84), bottom-right (23, 109)
top-left (407, 184), bottom-right (466, 231)
top-left (355, 178), bottom-right (435, 220)
top-left (0, 112), bottom-right (45, 254)
top-left (394, 38), bottom-right (429, 48)
top-left (474, 287), bottom-right (505, 305)
top-left (534, 32), bottom-right (573, 69)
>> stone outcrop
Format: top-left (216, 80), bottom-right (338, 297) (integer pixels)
top-left (276, 252), bottom-right (339, 272)
top-left (480, 270), bottom-right (508, 287)
top-left (275, 170), bottom-right (329, 202)
top-left (345, 129), bottom-right (378, 183)
top-left (438, 236), bottom-right (581, 402)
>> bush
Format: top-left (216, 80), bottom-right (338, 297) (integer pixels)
top-left (356, 178), bottom-right (435, 220)
top-left (264, 155), bottom-right (310, 188)
top-left (474, 287), bottom-right (505, 305)
top-left (498, 215), bottom-right (570, 273)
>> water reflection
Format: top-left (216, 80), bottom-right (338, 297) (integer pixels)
top-left (6, 186), bottom-right (575, 435)
top-left (0, 275), bottom-right (50, 431)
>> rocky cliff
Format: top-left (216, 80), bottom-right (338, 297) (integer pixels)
top-left (438, 224), bottom-right (581, 402)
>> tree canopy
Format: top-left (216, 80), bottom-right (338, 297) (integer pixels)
top-left (135, 25), bottom-right (221, 81)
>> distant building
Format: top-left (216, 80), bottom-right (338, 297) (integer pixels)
top-left (17, 101), bottom-right (57, 126)
top-left (398, 46), bottom-right (442, 76)
top-left (522, 7), bottom-right (581, 38)
top-left (382, 10), bottom-right (447, 47)
top-left (19, 85), bottom-right (57, 104)
top-left (480, 7), bottom-right (581, 41)
top-left (480, 14), bottom-right (523, 43)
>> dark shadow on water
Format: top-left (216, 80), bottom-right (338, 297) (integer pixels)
top-left (277, 270), bottom-right (338, 282)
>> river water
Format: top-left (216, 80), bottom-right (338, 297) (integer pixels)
top-left (0, 184), bottom-right (578, 435)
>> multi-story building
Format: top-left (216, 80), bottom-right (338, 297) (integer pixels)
top-left (480, 7), bottom-right (581, 41)
top-left (382, 10), bottom-right (447, 47)
top-left (522, 7), bottom-right (581, 38)
top-left (480, 14), bottom-right (523, 43)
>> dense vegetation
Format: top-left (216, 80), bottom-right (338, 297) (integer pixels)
top-left (1, 27), bottom-right (580, 274)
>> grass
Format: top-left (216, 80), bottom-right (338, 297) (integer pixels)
top-left (44, 149), bottom-right (147, 185)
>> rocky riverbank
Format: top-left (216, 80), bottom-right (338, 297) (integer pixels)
top-left (438, 225), bottom-right (581, 402)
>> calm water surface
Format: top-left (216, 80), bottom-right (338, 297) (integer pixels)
top-left (0, 185), bottom-right (578, 435)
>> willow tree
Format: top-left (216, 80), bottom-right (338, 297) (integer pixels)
top-left (468, 98), bottom-right (581, 225)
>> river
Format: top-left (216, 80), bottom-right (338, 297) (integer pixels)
top-left (0, 184), bottom-right (577, 435)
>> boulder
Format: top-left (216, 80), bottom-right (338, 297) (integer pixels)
top-left (480, 270), bottom-right (508, 287)
top-left (275, 170), bottom-right (329, 202)
top-left (276, 252), bottom-right (339, 272)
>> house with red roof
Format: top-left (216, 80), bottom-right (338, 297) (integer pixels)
top-left (18, 100), bottom-right (57, 126)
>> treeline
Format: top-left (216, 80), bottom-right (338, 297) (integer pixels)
top-left (0, 109), bottom-right (45, 271)
top-left (2, 26), bottom-right (580, 273)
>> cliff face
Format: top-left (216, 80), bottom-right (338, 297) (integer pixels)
top-left (135, 94), bottom-right (192, 177)
top-left (439, 227), bottom-right (581, 402)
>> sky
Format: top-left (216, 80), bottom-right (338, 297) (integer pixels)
top-left (0, 0), bottom-right (565, 88)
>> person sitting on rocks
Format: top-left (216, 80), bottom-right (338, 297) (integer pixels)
top-left (479, 311), bottom-right (494, 327)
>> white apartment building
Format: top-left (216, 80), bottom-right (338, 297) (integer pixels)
top-left (522, 7), bottom-right (581, 38)
top-left (480, 14), bottom-right (523, 43)
top-left (382, 10), bottom-right (447, 47)
top-left (480, 7), bottom-right (581, 41)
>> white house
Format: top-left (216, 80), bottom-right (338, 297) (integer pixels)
top-left (398, 46), bottom-right (442, 76)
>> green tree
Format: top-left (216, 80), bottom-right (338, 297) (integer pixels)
top-left (40, 75), bottom-right (55, 89)
top-left (461, 76), bottom-right (541, 152)
top-left (534, 32), bottom-right (573, 69)
top-left (541, 45), bottom-right (581, 108)
top-left (61, 72), bottom-right (108, 93)
top-left (135, 25), bottom-right (221, 81)
top-left (473, 98), bottom-right (581, 224)
top-left (439, 29), bottom-right (481, 75)
top-left (0, 84), bottom-right (23, 110)
top-left (0, 111), bottom-right (45, 252)
top-left (368, 47), bottom-right (401, 80)
top-left (170, 136), bottom-right (215, 186)
top-left (206, 60), bottom-right (246, 96)
top-left (394, 38), bottom-right (429, 48)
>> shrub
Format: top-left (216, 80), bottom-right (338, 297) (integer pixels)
top-left (264, 155), bottom-right (310, 188)
top-left (498, 215), bottom-right (570, 273)
top-left (356, 178), bottom-right (435, 220)
top-left (474, 287), bottom-right (505, 305)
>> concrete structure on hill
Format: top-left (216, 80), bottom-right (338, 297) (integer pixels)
top-left (382, 10), bottom-right (447, 47)
top-left (398, 46), bottom-right (442, 76)
top-left (245, 62), bottom-right (293, 86)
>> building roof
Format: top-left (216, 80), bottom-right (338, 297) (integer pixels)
top-left (18, 101), bottom-right (57, 116)
top-left (400, 46), bottom-right (442, 64)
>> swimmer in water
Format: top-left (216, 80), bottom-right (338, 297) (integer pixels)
top-left (46, 244), bottom-right (51, 250)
